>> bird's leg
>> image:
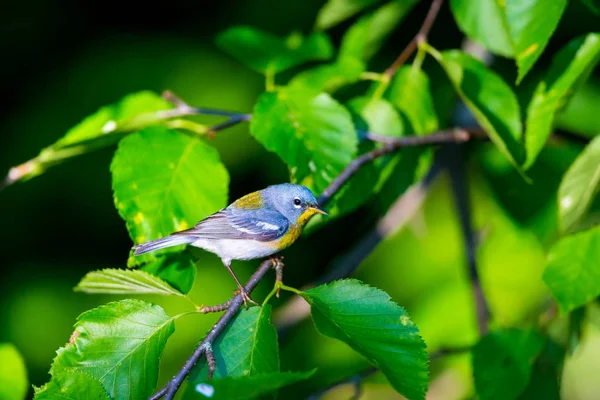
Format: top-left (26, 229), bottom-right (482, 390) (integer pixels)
top-left (224, 261), bottom-right (259, 309)
top-left (271, 256), bottom-right (285, 297)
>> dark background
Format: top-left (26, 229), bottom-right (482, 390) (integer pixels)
top-left (2, 0), bottom-right (600, 398)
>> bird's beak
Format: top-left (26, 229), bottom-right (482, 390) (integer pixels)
top-left (309, 205), bottom-right (328, 216)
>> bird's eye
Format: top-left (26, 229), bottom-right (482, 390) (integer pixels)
top-left (293, 197), bottom-right (302, 207)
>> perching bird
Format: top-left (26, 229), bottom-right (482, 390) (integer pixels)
top-left (133, 183), bottom-right (327, 306)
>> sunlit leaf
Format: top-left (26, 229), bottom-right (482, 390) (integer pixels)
top-left (435, 50), bottom-right (524, 166)
top-left (315, 0), bottom-right (382, 30)
top-left (558, 136), bottom-right (600, 233)
top-left (303, 279), bottom-right (428, 400)
top-left (140, 251), bottom-right (197, 294)
top-left (543, 225), bottom-right (600, 312)
top-left (450, 0), bottom-right (514, 57)
top-left (34, 371), bottom-right (109, 400)
top-left (51, 299), bottom-right (175, 399)
top-left (190, 306), bottom-right (279, 382)
top-left (339, 0), bottom-right (417, 62)
top-left (0, 343), bottom-right (27, 400)
top-left (288, 56), bottom-right (365, 93)
top-left (186, 370), bottom-right (315, 400)
top-left (111, 126), bottom-right (229, 266)
top-left (250, 88), bottom-right (357, 193)
top-left (75, 269), bottom-right (184, 297)
top-left (472, 328), bottom-right (544, 400)
top-left (387, 66), bottom-right (439, 135)
top-left (505, 0), bottom-right (567, 82)
top-left (3, 91), bottom-right (171, 186)
top-left (216, 27), bottom-right (333, 75)
top-left (525, 34), bottom-right (600, 169)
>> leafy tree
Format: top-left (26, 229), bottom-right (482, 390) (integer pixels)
top-left (1, 0), bottom-right (600, 399)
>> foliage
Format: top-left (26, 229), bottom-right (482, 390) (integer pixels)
top-left (3, 0), bottom-right (600, 399)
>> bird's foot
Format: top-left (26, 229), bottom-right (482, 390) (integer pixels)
top-left (234, 288), bottom-right (259, 309)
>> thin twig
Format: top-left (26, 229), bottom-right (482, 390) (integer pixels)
top-left (447, 144), bottom-right (489, 335)
top-left (161, 91), bottom-right (252, 119)
top-left (150, 259), bottom-right (275, 400)
top-left (317, 129), bottom-right (470, 206)
top-left (383, 0), bottom-right (445, 78)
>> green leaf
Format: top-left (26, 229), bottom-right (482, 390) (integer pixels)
top-left (339, 0), bottom-right (417, 62)
top-left (0, 343), bottom-right (27, 400)
top-left (558, 136), bottom-right (600, 233)
top-left (190, 306), bottom-right (279, 382)
top-left (216, 27), bottom-right (333, 75)
top-left (505, 0), bottom-right (567, 82)
top-left (450, 0), bottom-right (514, 57)
top-left (580, 0), bottom-right (600, 14)
top-left (51, 299), bottom-right (175, 399)
top-left (387, 66), bottom-right (439, 135)
top-left (525, 34), bottom-right (600, 169)
top-left (315, 0), bottom-right (382, 30)
top-left (75, 268), bottom-right (185, 297)
top-left (302, 279), bottom-right (428, 400)
top-left (3, 91), bottom-right (171, 186)
top-left (473, 329), bottom-right (545, 400)
top-left (187, 370), bottom-right (315, 400)
top-left (543, 225), bottom-right (600, 312)
top-left (34, 371), bottom-right (109, 400)
top-left (111, 126), bottom-right (229, 266)
top-left (250, 89), bottom-right (357, 193)
top-left (140, 251), bottom-right (197, 294)
top-left (435, 50), bottom-right (524, 166)
top-left (324, 97), bottom-right (403, 217)
top-left (288, 56), bottom-right (365, 93)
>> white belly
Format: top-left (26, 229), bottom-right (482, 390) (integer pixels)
top-left (191, 238), bottom-right (278, 264)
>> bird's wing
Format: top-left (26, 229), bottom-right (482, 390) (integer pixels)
top-left (173, 208), bottom-right (289, 242)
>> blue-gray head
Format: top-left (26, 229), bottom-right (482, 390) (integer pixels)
top-left (262, 183), bottom-right (326, 224)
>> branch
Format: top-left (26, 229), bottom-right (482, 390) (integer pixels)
top-left (317, 129), bottom-right (470, 206)
top-left (446, 144), bottom-right (489, 335)
top-left (383, 0), bottom-right (445, 78)
top-left (149, 259), bottom-right (275, 400)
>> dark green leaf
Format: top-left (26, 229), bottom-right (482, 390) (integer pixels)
top-left (216, 27), bottom-right (333, 75)
top-left (435, 50), bottom-right (524, 166)
top-left (525, 34), bottom-right (600, 169)
top-left (288, 56), bottom-right (365, 93)
top-left (302, 279), bottom-right (428, 400)
top-left (34, 371), bottom-right (109, 400)
top-left (75, 268), bottom-right (184, 296)
top-left (339, 0), bottom-right (417, 62)
top-left (3, 91), bottom-right (171, 185)
top-left (505, 0), bottom-right (567, 82)
top-left (387, 66), bottom-right (439, 135)
top-left (190, 306), bottom-right (279, 382)
top-left (51, 299), bottom-right (175, 399)
top-left (558, 136), bottom-right (600, 233)
top-left (140, 251), bottom-right (197, 294)
top-left (450, 0), bottom-right (514, 57)
top-left (111, 127), bottom-right (229, 266)
top-left (0, 343), bottom-right (27, 400)
top-left (315, 0), bottom-right (382, 30)
top-left (250, 88), bottom-right (357, 193)
top-left (580, 0), bottom-right (600, 13)
top-left (473, 329), bottom-right (544, 400)
top-left (187, 370), bottom-right (315, 400)
top-left (543, 225), bottom-right (600, 312)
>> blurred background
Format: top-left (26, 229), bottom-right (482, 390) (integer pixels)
top-left (2, 0), bottom-right (600, 398)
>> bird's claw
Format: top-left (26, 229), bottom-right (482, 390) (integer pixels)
top-left (234, 288), bottom-right (259, 309)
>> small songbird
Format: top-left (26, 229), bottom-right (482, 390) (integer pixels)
top-left (133, 183), bottom-right (327, 306)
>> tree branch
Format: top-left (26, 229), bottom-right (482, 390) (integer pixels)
top-left (150, 258), bottom-right (275, 400)
top-left (383, 0), bottom-right (445, 78)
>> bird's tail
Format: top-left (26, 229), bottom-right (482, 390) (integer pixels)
top-left (133, 235), bottom-right (196, 255)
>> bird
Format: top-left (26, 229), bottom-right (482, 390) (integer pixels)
top-left (133, 183), bottom-right (327, 307)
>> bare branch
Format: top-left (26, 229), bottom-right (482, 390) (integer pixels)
top-left (383, 0), bottom-right (446, 78)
